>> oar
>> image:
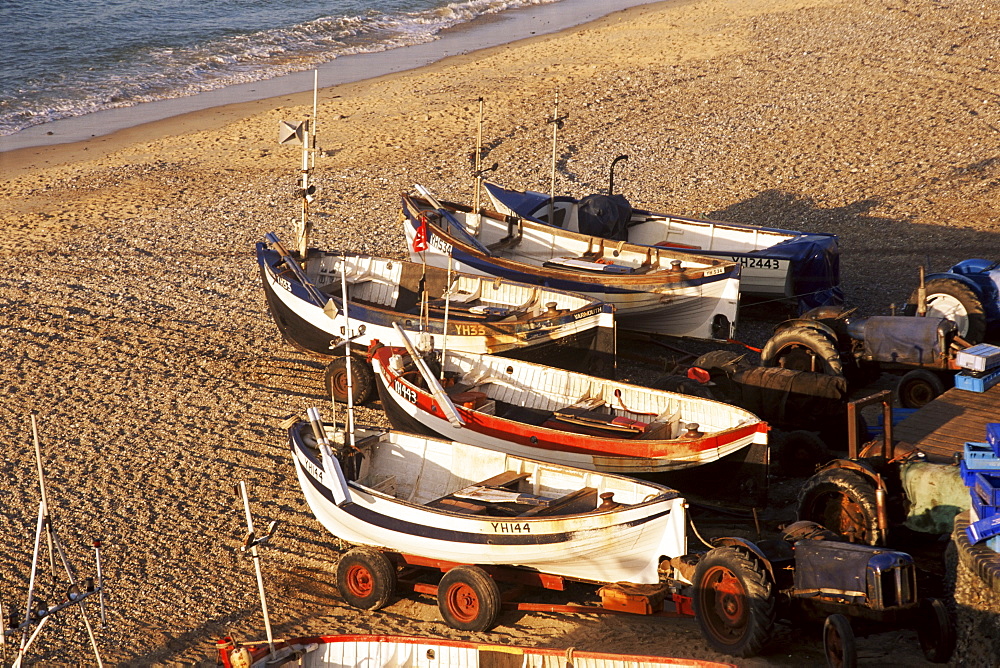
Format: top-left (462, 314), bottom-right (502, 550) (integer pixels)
top-left (392, 323), bottom-right (464, 427)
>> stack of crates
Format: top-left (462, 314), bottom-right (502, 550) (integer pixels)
top-left (963, 423), bottom-right (1000, 552)
top-left (955, 343), bottom-right (1000, 393)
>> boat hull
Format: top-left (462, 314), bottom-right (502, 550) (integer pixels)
top-left (401, 195), bottom-right (741, 341)
top-left (371, 345), bottom-right (768, 474)
top-left (290, 426), bottom-right (687, 585)
top-left (484, 182), bottom-right (842, 311)
top-left (219, 634), bottom-right (735, 668)
top-left (257, 241), bottom-right (615, 365)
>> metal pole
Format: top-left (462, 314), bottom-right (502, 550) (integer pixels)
top-left (298, 122), bottom-right (311, 258)
top-left (339, 262), bottom-right (356, 450)
top-left (238, 481), bottom-right (274, 655)
top-left (30, 416), bottom-right (56, 578)
top-left (440, 253), bottom-right (453, 380)
top-left (549, 92), bottom-right (559, 225)
top-left (93, 540), bottom-right (107, 630)
top-left (19, 502), bottom-right (46, 657)
top-left (473, 97), bottom-right (484, 219)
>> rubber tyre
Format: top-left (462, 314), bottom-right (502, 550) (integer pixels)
top-left (823, 614), bottom-right (857, 668)
top-left (905, 277), bottom-right (987, 344)
top-left (775, 430), bottom-right (830, 477)
top-left (692, 546), bottom-right (776, 658)
top-left (760, 326), bottom-right (844, 376)
top-left (336, 547), bottom-right (397, 611)
top-left (437, 565), bottom-right (502, 632)
top-left (917, 598), bottom-right (956, 663)
top-left (897, 369), bottom-right (947, 409)
top-left (797, 468), bottom-right (880, 545)
top-left (325, 355), bottom-right (376, 405)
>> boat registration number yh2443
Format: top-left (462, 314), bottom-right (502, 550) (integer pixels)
top-left (730, 256), bottom-right (783, 270)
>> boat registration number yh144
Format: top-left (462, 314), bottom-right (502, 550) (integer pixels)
top-left (491, 522), bottom-right (530, 534)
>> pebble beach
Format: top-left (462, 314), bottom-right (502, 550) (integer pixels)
top-left (2, 0), bottom-right (1000, 665)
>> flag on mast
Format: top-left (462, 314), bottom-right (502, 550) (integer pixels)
top-left (412, 214), bottom-right (429, 253)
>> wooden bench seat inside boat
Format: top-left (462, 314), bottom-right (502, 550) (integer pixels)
top-left (517, 487), bottom-right (598, 517)
top-left (425, 472), bottom-right (598, 518)
top-left (425, 471), bottom-right (532, 515)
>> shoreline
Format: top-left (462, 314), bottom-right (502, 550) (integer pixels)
top-left (0, 0), bottom-right (667, 167)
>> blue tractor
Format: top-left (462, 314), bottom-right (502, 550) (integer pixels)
top-left (904, 259), bottom-right (1000, 344)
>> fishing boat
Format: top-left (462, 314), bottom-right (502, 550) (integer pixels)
top-left (257, 233), bottom-right (615, 400)
top-left (401, 187), bottom-right (741, 342)
top-left (368, 342), bottom-right (768, 474)
top-left (288, 413), bottom-right (688, 586)
top-left (483, 181), bottom-right (842, 312)
top-left (217, 634), bottom-right (734, 668)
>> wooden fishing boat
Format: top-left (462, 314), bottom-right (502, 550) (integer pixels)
top-left (368, 343), bottom-right (768, 474)
top-left (401, 189), bottom-right (741, 342)
top-left (217, 633), bottom-right (734, 668)
top-left (483, 181), bottom-right (842, 312)
top-left (288, 416), bottom-right (688, 586)
top-left (257, 233), bottom-right (615, 400)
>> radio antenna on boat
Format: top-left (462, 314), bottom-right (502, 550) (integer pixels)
top-left (236, 480), bottom-right (279, 656)
top-left (6, 415), bottom-right (108, 668)
top-left (278, 70), bottom-right (321, 258)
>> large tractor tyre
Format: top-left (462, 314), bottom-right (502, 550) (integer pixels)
top-left (760, 326), bottom-right (844, 377)
top-left (774, 430), bottom-right (830, 478)
top-left (797, 468), bottom-right (880, 545)
top-left (904, 277), bottom-right (987, 344)
top-left (823, 614), bottom-right (857, 668)
top-left (436, 565), bottom-right (502, 632)
top-left (336, 547), bottom-right (397, 611)
top-left (692, 546), bottom-right (776, 658)
top-left (325, 355), bottom-right (376, 405)
top-left (897, 369), bottom-right (948, 409)
top-left (917, 598), bottom-right (956, 664)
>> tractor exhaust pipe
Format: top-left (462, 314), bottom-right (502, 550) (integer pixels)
top-left (916, 265), bottom-right (927, 317)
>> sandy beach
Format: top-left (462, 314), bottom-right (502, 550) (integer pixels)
top-left (2, 0), bottom-right (1000, 665)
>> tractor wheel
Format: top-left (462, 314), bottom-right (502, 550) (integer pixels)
top-left (917, 598), bottom-right (956, 663)
top-left (325, 355), bottom-right (376, 405)
top-left (774, 430), bottom-right (830, 477)
top-left (797, 468), bottom-right (880, 545)
top-left (336, 547), bottom-right (397, 611)
top-left (905, 277), bottom-right (987, 344)
top-left (760, 326), bottom-right (844, 376)
top-left (437, 565), bottom-right (502, 632)
top-left (897, 369), bottom-right (948, 409)
top-left (692, 546), bottom-right (776, 657)
top-left (823, 614), bottom-right (857, 668)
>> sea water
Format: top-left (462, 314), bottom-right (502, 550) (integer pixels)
top-left (0, 0), bottom-right (565, 138)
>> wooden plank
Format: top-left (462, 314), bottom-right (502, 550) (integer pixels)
top-left (518, 487), bottom-right (598, 517)
top-left (894, 383), bottom-right (1000, 463)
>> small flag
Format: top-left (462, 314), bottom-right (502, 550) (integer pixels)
top-left (412, 215), bottom-right (429, 253)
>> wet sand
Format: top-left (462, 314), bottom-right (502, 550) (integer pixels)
top-left (1, 0), bottom-right (999, 665)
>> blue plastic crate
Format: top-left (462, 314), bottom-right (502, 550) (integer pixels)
top-left (989, 534), bottom-right (1000, 552)
top-left (955, 366), bottom-right (1000, 393)
top-left (960, 460), bottom-right (977, 487)
top-left (974, 471), bottom-right (1000, 506)
top-left (966, 511), bottom-right (1000, 543)
top-left (971, 490), bottom-right (998, 519)
top-left (964, 442), bottom-right (1000, 471)
top-left (987, 423), bottom-right (1000, 455)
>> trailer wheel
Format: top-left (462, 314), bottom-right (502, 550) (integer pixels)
top-left (437, 565), bottom-right (501, 632)
top-left (336, 547), bottom-right (397, 611)
top-left (905, 277), bottom-right (987, 344)
top-left (823, 614), bottom-right (857, 668)
top-left (760, 326), bottom-right (843, 376)
top-left (897, 369), bottom-right (947, 409)
top-left (917, 598), bottom-right (956, 663)
top-left (797, 468), bottom-right (880, 545)
top-left (692, 546), bottom-right (775, 657)
top-left (325, 355), bottom-right (376, 405)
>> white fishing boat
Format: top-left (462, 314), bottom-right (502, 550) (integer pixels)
top-left (258, 233), bottom-right (615, 401)
top-left (368, 343), bottom-right (768, 474)
top-left (401, 188), bottom-right (741, 342)
top-left (288, 415), bottom-right (688, 587)
top-left (217, 634), bottom-right (735, 668)
top-left (483, 181), bottom-right (842, 312)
